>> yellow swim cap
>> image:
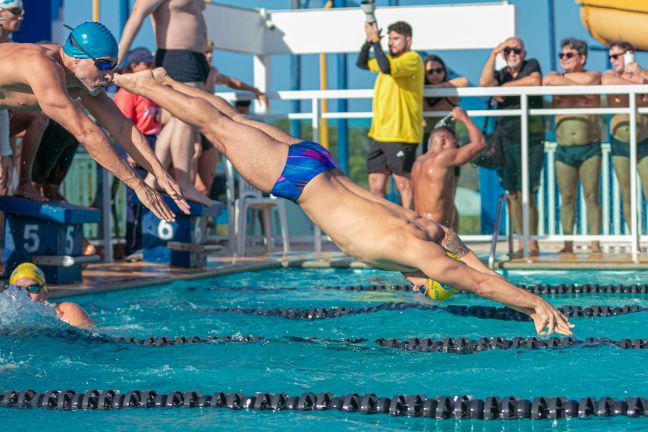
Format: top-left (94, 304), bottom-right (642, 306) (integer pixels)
top-left (9, 263), bottom-right (46, 287)
top-left (422, 252), bottom-right (461, 302)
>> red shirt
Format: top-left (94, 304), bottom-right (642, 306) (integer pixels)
top-left (114, 88), bottom-right (161, 136)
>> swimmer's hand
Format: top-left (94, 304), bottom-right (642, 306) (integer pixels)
top-left (132, 180), bottom-right (176, 222)
top-left (529, 300), bottom-right (575, 336)
top-left (154, 170), bottom-right (191, 215)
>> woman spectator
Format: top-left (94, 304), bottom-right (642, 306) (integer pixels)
top-left (422, 54), bottom-right (468, 153)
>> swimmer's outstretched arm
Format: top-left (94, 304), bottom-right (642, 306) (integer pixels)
top-left (55, 302), bottom-right (95, 330)
top-left (438, 226), bottom-right (498, 277)
top-left (81, 93), bottom-right (190, 215)
top-left (402, 239), bottom-right (574, 336)
top-left (24, 60), bottom-right (176, 222)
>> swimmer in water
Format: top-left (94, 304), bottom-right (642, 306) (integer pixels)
top-left (0, 21), bottom-right (188, 222)
top-left (112, 68), bottom-right (574, 336)
top-left (2, 263), bottom-right (94, 329)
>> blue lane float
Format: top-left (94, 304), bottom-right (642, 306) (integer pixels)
top-left (0, 197), bottom-right (99, 284)
top-left (141, 195), bottom-right (223, 268)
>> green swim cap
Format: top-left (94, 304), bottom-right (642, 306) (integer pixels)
top-left (63, 22), bottom-right (118, 60)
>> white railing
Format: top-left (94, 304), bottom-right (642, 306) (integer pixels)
top-left (218, 84), bottom-right (648, 260)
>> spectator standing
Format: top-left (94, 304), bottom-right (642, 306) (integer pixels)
top-left (479, 37), bottom-right (544, 257)
top-left (357, 21), bottom-right (423, 209)
top-left (602, 41), bottom-right (648, 230)
top-left (114, 47), bottom-right (161, 257)
top-left (544, 38), bottom-right (602, 253)
top-left (118, 0), bottom-right (214, 206)
top-left (412, 107), bottom-right (486, 230)
top-left (422, 54), bottom-right (468, 153)
top-left (0, 0), bottom-right (50, 201)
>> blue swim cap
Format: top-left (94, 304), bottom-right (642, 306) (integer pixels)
top-left (63, 22), bottom-right (118, 60)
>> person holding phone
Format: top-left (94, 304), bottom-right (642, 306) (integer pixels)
top-left (602, 40), bottom-right (648, 231)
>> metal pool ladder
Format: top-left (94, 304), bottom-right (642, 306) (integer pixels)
top-left (488, 194), bottom-right (514, 268)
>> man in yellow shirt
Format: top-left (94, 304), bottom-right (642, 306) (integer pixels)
top-left (357, 20), bottom-right (423, 209)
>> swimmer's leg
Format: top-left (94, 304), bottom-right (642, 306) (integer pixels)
top-left (114, 71), bottom-right (288, 193)
top-left (555, 160), bottom-right (579, 253)
top-left (152, 69), bottom-right (298, 145)
top-left (579, 155), bottom-right (602, 252)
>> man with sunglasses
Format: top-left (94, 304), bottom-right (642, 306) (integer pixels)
top-left (0, 0), bottom-right (26, 196)
top-left (479, 37), bottom-right (544, 258)
top-left (603, 41), bottom-right (648, 236)
top-left (0, 21), bottom-right (189, 222)
top-left (2, 263), bottom-right (94, 329)
top-left (544, 38), bottom-right (602, 254)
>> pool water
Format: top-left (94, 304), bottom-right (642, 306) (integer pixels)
top-left (2, 268), bottom-right (648, 431)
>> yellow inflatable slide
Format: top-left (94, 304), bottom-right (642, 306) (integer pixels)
top-left (578, 0), bottom-right (648, 49)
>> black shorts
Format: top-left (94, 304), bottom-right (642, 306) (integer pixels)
top-left (32, 121), bottom-right (79, 185)
top-left (498, 133), bottom-right (545, 194)
top-left (366, 140), bottom-right (418, 175)
top-left (154, 49), bottom-right (210, 83)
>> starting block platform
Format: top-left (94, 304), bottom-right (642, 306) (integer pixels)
top-left (141, 195), bottom-right (224, 268)
top-left (0, 196), bottom-right (100, 284)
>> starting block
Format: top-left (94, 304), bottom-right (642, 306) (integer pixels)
top-left (141, 195), bottom-right (223, 268)
top-left (0, 196), bottom-right (100, 284)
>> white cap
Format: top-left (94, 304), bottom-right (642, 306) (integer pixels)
top-left (0, 0), bottom-right (22, 9)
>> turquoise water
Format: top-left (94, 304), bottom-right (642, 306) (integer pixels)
top-left (2, 268), bottom-right (648, 431)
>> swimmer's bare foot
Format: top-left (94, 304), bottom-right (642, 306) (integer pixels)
top-left (82, 238), bottom-right (97, 256)
top-left (181, 183), bottom-right (217, 207)
top-left (113, 70), bottom-right (155, 94)
top-left (14, 182), bottom-right (46, 202)
top-left (41, 183), bottom-right (67, 202)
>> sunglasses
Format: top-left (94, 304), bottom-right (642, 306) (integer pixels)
top-left (426, 67), bottom-right (444, 75)
top-left (11, 283), bottom-right (47, 295)
top-left (559, 52), bottom-right (579, 60)
top-left (503, 47), bottom-right (522, 56)
top-left (608, 52), bottom-right (626, 61)
top-left (64, 24), bottom-right (117, 72)
top-left (2, 7), bottom-right (23, 17)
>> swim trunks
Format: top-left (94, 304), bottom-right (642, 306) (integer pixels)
top-left (271, 141), bottom-right (338, 202)
top-left (555, 142), bottom-right (601, 168)
top-left (154, 49), bottom-right (209, 83)
top-left (610, 136), bottom-right (648, 160)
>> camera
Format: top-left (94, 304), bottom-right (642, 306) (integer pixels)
top-left (624, 50), bottom-right (636, 65)
top-left (360, 0), bottom-right (377, 24)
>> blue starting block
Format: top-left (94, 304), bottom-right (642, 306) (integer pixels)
top-left (0, 196), bottom-right (100, 284)
top-left (141, 195), bottom-right (223, 268)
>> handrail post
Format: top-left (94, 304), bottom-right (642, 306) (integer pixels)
top-left (489, 194), bottom-right (511, 268)
top-left (629, 91), bottom-right (640, 260)
top-left (520, 94), bottom-right (530, 258)
top-left (311, 98), bottom-right (322, 254)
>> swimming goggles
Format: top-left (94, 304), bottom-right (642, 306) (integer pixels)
top-left (10, 283), bottom-right (47, 294)
top-left (63, 24), bottom-right (118, 72)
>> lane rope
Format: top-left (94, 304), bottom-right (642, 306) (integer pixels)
top-left (1, 390), bottom-right (646, 419)
top-left (192, 303), bottom-right (648, 321)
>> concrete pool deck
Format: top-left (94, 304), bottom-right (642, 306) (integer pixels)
top-left (4, 240), bottom-right (648, 299)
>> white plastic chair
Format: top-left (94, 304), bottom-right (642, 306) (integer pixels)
top-left (225, 159), bottom-right (289, 256)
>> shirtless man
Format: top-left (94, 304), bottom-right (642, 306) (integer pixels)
top-left (114, 68), bottom-right (574, 336)
top-left (3, 263), bottom-right (94, 329)
top-left (543, 38), bottom-right (602, 253)
top-left (412, 107), bottom-right (486, 230)
top-left (0, 21), bottom-right (188, 222)
top-left (118, 0), bottom-right (214, 206)
top-left (602, 40), bottom-right (648, 232)
top-left (0, 0), bottom-right (51, 201)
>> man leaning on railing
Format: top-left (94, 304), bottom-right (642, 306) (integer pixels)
top-left (543, 38), bottom-right (602, 254)
top-left (602, 40), bottom-right (648, 233)
top-left (479, 36), bottom-right (544, 257)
